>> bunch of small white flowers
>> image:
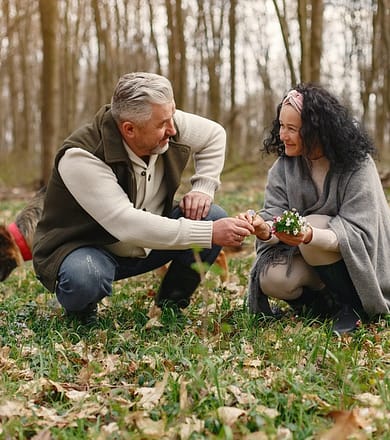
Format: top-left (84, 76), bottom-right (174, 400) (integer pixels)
top-left (272, 208), bottom-right (307, 236)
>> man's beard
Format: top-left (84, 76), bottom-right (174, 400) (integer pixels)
top-left (150, 143), bottom-right (169, 155)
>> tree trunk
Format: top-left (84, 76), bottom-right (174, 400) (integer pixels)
top-left (226, 0), bottom-right (237, 161)
top-left (19, 1), bottom-right (32, 152)
top-left (147, 0), bottom-right (162, 75)
top-left (165, 0), bottom-right (187, 109)
top-left (272, 0), bottom-right (297, 85)
top-left (309, 0), bottom-right (323, 82)
top-left (297, 0), bottom-right (309, 82)
top-left (39, 0), bottom-right (59, 185)
top-left (375, 0), bottom-right (390, 153)
top-left (91, 0), bottom-right (103, 108)
top-left (4, 0), bottom-right (20, 152)
top-left (198, 0), bottom-right (225, 122)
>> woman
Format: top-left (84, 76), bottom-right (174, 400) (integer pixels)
top-left (240, 84), bottom-right (390, 334)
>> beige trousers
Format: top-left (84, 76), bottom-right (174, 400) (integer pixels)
top-left (260, 215), bottom-right (342, 300)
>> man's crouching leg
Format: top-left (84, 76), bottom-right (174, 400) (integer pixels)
top-left (56, 247), bottom-right (116, 324)
top-left (155, 203), bottom-right (227, 309)
top-left (155, 260), bottom-right (201, 309)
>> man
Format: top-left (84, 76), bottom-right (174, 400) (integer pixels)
top-left (33, 72), bottom-right (253, 323)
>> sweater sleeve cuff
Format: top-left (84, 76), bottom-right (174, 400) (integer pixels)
top-left (186, 219), bottom-right (214, 248)
top-left (307, 227), bottom-right (339, 251)
top-left (190, 177), bottom-right (220, 199)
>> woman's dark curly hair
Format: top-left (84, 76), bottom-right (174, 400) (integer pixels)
top-left (262, 83), bottom-right (376, 172)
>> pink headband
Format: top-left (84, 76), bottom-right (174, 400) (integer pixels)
top-left (282, 90), bottom-right (303, 114)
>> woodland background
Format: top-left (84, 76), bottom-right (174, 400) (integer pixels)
top-left (1, 3), bottom-right (390, 437)
top-left (0, 0), bottom-right (389, 187)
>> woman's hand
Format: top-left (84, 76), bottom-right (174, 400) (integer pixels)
top-left (275, 225), bottom-right (312, 246)
top-left (237, 210), bottom-right (272, 241)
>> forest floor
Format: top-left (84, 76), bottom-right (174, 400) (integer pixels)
top-left (0, 166), bottom-right (389, 439)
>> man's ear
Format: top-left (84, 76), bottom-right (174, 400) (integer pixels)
top-left (119, 120), bottom-right (136, 139)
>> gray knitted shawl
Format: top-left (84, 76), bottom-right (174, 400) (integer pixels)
top-left (248, 155), bottom-right (390, 317)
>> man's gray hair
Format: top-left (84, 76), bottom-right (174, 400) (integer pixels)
top-left (111, 72), bottom-right (174, 124)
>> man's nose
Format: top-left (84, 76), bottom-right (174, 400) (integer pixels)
top-left (167, 119), bottom-right (176, 136)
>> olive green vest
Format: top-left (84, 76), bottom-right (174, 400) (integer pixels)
top-left (33, 105), bottom-right (191, 291)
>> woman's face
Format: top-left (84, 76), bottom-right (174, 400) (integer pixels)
top-left (279, 104), bottom-right (303, 157)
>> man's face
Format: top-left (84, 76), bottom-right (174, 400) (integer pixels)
top-left (122, 101), bottom-right (177, 157)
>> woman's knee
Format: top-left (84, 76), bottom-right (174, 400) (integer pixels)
top-left (260, 271), bottom-right (302, 300)
top-left (305, 214), bottom-right (331, 229)
top-left (259, 256), bottom-right (322, 300)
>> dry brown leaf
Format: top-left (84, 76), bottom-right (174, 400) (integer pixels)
top-left (98, 354), bottom-right (120, 376)
top-left (317, 408), bottom-right (368, 440)
top-left (31, 429), bottom-right (52, 440)
top-left (355, 392), bottom-right (383, 407)
top-left (64, 389), bottom-right (90, 401)
top-left (223, 280), bottom-right (244, 293)
top-left (67, 401), bottom-right (106, 420)
top-left (140, 355), bottom-right (157, 370)
top-left (147, 303), bottom-right (162, 319)
top-left (7, 367), bottom-right (35, 382)
top-left (243, 358), bottom-right (262, 368)
top-left (127, 359), bottom-right (139, 375)
top-left (243, 358), bottom-right (263, 378)
top-left (145, 316), bottom-right (164, 329)
top-left (0, 400), bottom-right (31, 418)
top-left (255, 404), bottom-right (280, 419)
top-left (0, 346), bottom-right (15, 370)
top-left (179, 377), bottom-right (189, 411)
top-left (227, 385), bottom-right (256, 405)
top-left (302, 393), bottom-right (331, 410)
top-left (47, 379), bottom-right (68, 393)
top-left (134, 415), bottom-right (165, 438)
top-left (256, 365), bottom-right (280, 386)
top-left (135, 372), bottom-right (168, 410)
top-left (26, 404), bottom-right (64, 425)
top-left (243, 432), bottom-right (269, 440)
top-left (242, 341), bottom-right (254, 356)
top-left (21, 345), bottom-right (40, 357)
top-left (217, 406), bottom-right (246, 426)
top-left (178, 416), bottom-right (205, 440)
top-left (276, 427), bottom-right (293, 439)
top-left (18, 378), bottom-right (46, 396)
top-left (209, 386), bottom-right (228, 401)
top-left (100, 422), bottom-right (120, 435)
top-left (19, 327), bottom-right (34, 339)
top-left (77, 364), bottom-right (94, 386)
top-left (70, 340), bottom-right (94, 361)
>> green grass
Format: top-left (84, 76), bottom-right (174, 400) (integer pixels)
top-left (0, 183), bottom-right (390, 439)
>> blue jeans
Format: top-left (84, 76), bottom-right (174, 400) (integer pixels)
top-left (56, 204), bottom-right (227, 312)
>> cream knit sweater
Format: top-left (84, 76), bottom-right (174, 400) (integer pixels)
top-left (58, 110), bottom-right (226, 258)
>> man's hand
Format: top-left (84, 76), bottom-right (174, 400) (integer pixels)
top-left (179, 191), bottom-right (212, 220)
top-left (236, 211), bottom-right (271, 240)
top-left (212, 218), bottom-right (255, 246)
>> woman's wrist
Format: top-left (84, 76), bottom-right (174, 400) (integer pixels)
top-left (303, 225), bottom-right (313, 244)
top-left (257, 223), bottom-right (272, 241)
